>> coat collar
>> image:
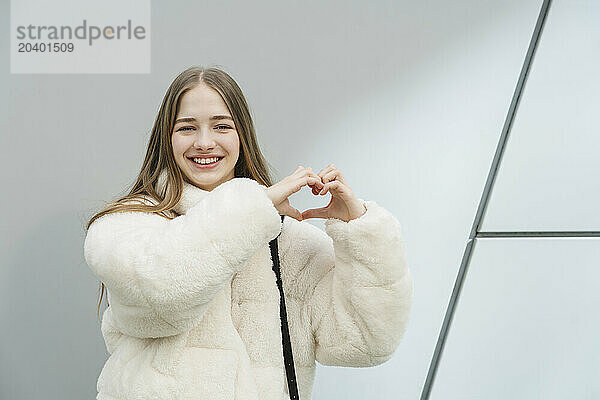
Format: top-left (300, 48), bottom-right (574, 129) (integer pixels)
top-left (156, 168), bottom-right (210, 215)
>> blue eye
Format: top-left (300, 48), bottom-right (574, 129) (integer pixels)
top-left (176, 125), bottom-right (231, 132)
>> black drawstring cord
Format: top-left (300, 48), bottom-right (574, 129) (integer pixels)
top-left (269, 214), bottom-right (300, 400)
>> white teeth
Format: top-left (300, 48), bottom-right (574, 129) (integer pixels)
top-left (193, 157), bottom-right (220, 164)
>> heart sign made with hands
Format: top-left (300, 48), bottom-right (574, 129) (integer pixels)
top-left (268, 164), bottom-right (367, 223)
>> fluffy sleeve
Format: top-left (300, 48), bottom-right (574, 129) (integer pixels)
top-left (302, 199), bottom-right (414, 367)
top-left (83, 177), bottom-right (282, 339)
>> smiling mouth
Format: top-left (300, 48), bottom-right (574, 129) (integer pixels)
top-left (188, 157), bottom-right (224, 168)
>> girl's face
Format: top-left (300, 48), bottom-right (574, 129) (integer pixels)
top-left (171, 82), bottom-right (240, 191)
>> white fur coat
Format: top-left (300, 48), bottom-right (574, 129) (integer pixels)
top-left (83, 170), bottom-right (414, 400)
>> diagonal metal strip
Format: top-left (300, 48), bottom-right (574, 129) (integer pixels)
top-left (420, 0), bottom-right (555, 399)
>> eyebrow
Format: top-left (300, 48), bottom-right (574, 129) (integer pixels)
top-left (175, 115), bottom-right (233, 124)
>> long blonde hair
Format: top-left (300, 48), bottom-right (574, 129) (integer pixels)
top-left (86, 65), bottom-right (276, 319)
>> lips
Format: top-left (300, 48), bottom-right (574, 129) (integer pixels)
top-left (187, 156), bottom-right (223, 162)
top-left (188, 156), bottom-right (223, 169)
top-left (187, 156), bottom-right (224, 159)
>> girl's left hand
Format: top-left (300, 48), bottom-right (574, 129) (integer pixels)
top-left (301, 164), bottom-right (367, 222)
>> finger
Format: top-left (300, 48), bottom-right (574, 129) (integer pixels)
top-left (308, 176), bottom-right (324, 190)
top-left (278, 173), bottom-right (321, 206)
top-left (299, 167), bottom-right (324, 192)
top-left (291, 167), bottom-right (325, 195)
top-left (283, 205), bottom-right (303, 221)
top-left (306, 174), bottom-right (324, 194)
top-left (318, 164), bottom-right (335, 181)
top-left (286, 175), bottom-right (311, 196)
top-left (326, 170), bottom-right (349, 187)
top-left (292, 166), bottom-right (314, 184)
top-left (301, 206), bottom-right (329, 220)
top-left (289, 165), bottom-right (306, 180)
top-left (319, 180), bottom-right (346, 196)
top-left (321, 168), bottom-right (340, 184)
top-left (298, 175), bottom-right (323, 193)
top-left (318, 182), bottom-right (329, 195)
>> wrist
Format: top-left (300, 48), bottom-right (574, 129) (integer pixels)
top-left (347, 200), bottom-right (367, 221)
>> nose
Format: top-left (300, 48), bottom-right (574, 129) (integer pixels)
top-left (192, 127), bottom-right (217, 149)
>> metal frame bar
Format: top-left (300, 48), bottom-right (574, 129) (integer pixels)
top-left (478, 231), bottom-right (600, 238)
top-left (419, 0), bottom-right (558, 398)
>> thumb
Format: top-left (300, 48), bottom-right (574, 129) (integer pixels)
top-left (301, 206), bottom-right (329, 220)
top-left (280, 204), bottom-right (303, 222)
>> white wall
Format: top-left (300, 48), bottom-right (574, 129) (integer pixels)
top-left (1, 0), bottom-right (597, 399)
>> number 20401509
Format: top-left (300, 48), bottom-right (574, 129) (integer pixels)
top-left (18, 42), bottom-right (74, 53)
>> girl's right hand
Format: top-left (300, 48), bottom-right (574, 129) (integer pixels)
top-left (264, 166), bottom-right (325, 221)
